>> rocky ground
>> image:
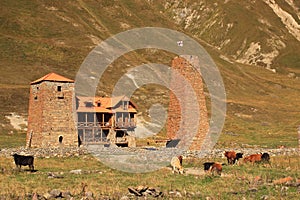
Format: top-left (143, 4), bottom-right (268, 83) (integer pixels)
top-left (0, 145), bottom-right (298, 159)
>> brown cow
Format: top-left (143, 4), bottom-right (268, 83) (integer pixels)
top-left (224, 151), bottom-right (243, 165)
top-left (210, 162), bottom-right (223, 176)
top-left (203, 162), bottom-right (224, 176)
top-left (224, 151), bottom-right (236, 165)
top-left (243, 153), bottom-right (271, 166)
top-left (244, 154), bottom-right (262, 164)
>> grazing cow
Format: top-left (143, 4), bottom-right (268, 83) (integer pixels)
top-left (203, 162), bottom-right (215, 172)
top-left (234, 153), bottom-right (243, 164)
top-left (12, 154), bottom-right (34, 172)
top-left (203, 162), bottom-right (224, 176)
top-left (224, 151), bottom-right (243, 165)
top-left (243, 153), bottom-right (271, 166)
top-left (243, 153), bottom-right (262, 164)
top-left (224, 151), bottom-right (236, 165)
top-left (170, 155), bottom-right (184, 174)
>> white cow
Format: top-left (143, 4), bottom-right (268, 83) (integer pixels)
top-left (170, 155), bottom-right (184, 174)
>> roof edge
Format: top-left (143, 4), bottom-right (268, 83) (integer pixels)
top-left (31, 72), bottom-right (74, 85)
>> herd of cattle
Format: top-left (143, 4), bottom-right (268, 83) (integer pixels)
top-left (11, 150), bottom-right (270, 175)
top-left (171, 151), bottom-right (271, 176)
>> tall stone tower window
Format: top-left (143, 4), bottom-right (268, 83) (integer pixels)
top-left (57, 86), bottom-right (62, 92)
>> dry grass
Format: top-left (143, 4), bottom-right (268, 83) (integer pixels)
top-left (0, 154), bottom-right (299, 199)
top-left (0, 0), bottom-right (300, 149)
top-left (0, 132), bottom-right (26, 148)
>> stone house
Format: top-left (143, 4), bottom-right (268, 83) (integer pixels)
top-left (26, 72), bottom-right (137, 148)
top-left (76, 95), bottom-right (137, 147)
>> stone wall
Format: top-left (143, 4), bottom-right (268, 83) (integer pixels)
top-left (167, 56), bottom-right (209, 150)
top-left (0, 146), bottom-right (298, 159)
top-left (26, 81), bottom-right (77, 148)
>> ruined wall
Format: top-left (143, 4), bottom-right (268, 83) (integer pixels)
top-left (26, 81), bottom-right (77, 147)
top-left (167, 56), bottom-right (209, 150)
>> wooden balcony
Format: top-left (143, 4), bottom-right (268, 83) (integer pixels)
top-left (77, 121), bottom-right (136, 129)
top-left (77, 122), bottom-right (109, 128)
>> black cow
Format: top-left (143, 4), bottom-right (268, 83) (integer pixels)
top-left (203, 162), bottom-right (215, 171)
top-left (12, 154), bottom-right (34, 172)
top-left (234, 153), bottom-right (243, 164)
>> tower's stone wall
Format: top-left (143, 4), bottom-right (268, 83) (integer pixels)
top-left (167, 56), bottom-right (209, 150)
top-left (26, 81), bottom-right (77, 148)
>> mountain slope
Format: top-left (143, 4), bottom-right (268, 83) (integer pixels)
top-left (160, 0), bottom-right (300, 73)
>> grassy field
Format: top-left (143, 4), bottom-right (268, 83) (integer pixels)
top-left (0, 153), bottom-right (299, 199)
top-left (0, 132), bottom-right (26, 148)
top-left (1, 0), bottom-right (300, 149)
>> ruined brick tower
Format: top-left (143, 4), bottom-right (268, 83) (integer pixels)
top-left (167, 56), bottom-right (209, 150)
top-left (26, 73), bottom-right (77, 148)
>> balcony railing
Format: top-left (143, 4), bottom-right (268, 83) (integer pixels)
top-left (77, 122), bottom-right (107, 128)
top-left (116, 121), bottom-right (136, 128)
top-left (77, 121), bottom-right (136, 128)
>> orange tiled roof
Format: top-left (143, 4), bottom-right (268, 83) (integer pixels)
top-left (76, 96), bottom-right (137, 113)
top-left (31, 72), bottom-right (74, 84)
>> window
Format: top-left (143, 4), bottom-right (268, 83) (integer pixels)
top-left (123, 101), bottom-right (128, 110)
top-left (78, 113), bottom-right (85, 122)
top-left (59, 136), bottom-right (63, 144)
top-left (87, 113), bottom-right (94, 122)
top-left (84, 101), bottom-right (94, 107)
top-left (57, 86), bottom-right (62, 92)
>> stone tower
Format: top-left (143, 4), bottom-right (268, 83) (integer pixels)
top-left (26, 73), bottom-right (77, 148)
top-left (167, 56), bottom-right (209, 150)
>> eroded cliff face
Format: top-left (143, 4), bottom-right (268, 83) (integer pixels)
top-left (161, 0), bottom-right (300, 71)
top-left (264, 0), bottom-right (300, 42)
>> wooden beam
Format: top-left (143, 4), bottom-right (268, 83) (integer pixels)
top-left (102, 113), bottom-right (104, 126)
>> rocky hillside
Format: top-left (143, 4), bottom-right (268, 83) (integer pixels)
top-left (160, 0), bottom-right (300, 74)
top-left (0, 0), bottom-right (300, 148)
